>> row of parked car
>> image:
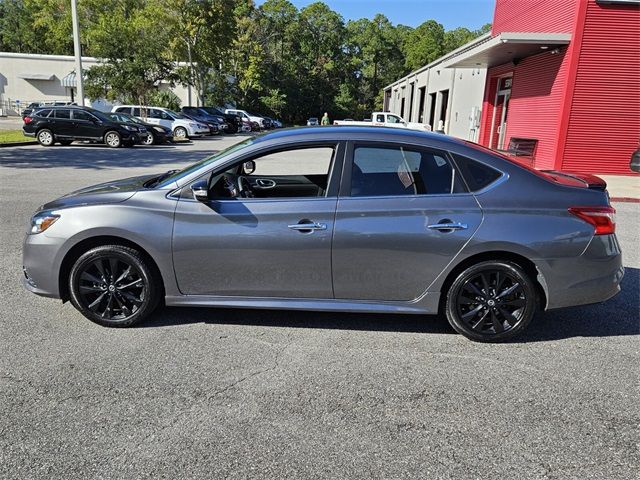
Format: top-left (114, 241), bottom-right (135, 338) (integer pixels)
top-left (21, 103), bottom-right (283, 148)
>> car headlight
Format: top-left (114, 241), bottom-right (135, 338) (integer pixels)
top-left (189, 123), bottom-right (197, 127)
top-left (153, 126), bottom-right (165, 133)
top-left (123, 125), bottom-right (137, 131)
top-left (30, 212), bottom-right (60, 234)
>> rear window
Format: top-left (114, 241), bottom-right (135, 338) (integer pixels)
top-left (451, 153), bottom-right (502, 192)
top-left (352, 145), bottom-right (466, 197)
top-left (55, 109), bottom-right (71, 119)
top-left (115, 106), bottom-right (131, 114)
top-left (34, 109), bottom-right (52, 118)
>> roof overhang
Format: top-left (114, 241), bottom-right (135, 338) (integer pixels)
top-left (442, 32), bottom-right (572, 69)
top-left (17, 73), bottom-right (55, 81)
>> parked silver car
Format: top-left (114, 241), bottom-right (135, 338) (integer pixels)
top-left (22, 127), bottom-right (623, 341)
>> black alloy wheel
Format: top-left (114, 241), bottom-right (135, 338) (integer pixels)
top-left (69, 245), bottom-right (161, 327)
top-left (445, 261), bottom-right (536, 342)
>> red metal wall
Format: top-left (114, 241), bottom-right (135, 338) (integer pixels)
top-left (560, 0), bottom-right (640, 174)
top-left (504, 49), bottom-right (571, 169)
top-left (491, 0), bottom-right (578, 34)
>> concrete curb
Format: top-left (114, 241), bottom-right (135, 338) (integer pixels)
top-left (610, 197), bottom-right (640, 203)
top-left (0, 141), bottom-right (38, 147)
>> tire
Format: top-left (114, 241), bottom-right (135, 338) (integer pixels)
top-left (68, 245), bottom-right (162, 327)
top-left (58, 140), bottom-right (73, 146)
top-left (37, 129), bottom-right (54, 146)
top-left (143, 132), bottom-right (155, 145)
top-left (173, 127), bottom-right (188, 140)
top-left (445, 260), bottom-right (537, 342)
top-left (104, 130), bottom-right (122, 148)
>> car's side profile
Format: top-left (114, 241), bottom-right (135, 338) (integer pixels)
top-left (22, 127), bottom-right (623, 342)
top-left (23, 106), bottom-right (146, 147)
top-left (111, 105), bottom-right (209, 139)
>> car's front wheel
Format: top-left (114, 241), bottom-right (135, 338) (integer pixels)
top-left (68, 245), bottom-right (162, 327)
top-left (173, 126), bottom-right (188, 140)
top-left (37, 129), bottom-right (55, 146)
top-left (143, 132), bottom-right (155, 145)
top-left (445, 260), bottom-right (537, 342)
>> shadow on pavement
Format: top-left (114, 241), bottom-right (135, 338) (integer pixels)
top-left (140, 268), bottom-right (639, 342)
top-left (0, 139), bottom-right (225, 170)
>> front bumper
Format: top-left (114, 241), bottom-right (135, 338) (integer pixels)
top-left (22, 232), bottom-right (67, 299)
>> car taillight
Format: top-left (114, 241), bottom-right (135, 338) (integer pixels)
top-left (24, 116), bottom-right (33, 124)
top-left (568, 206), bottom-right (616, 235)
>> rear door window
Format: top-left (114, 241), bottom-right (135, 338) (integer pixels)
top-left (350, 144), bottom-right (466, 197)
top-left (55, 109), bottom-right (71, 119)
top-left (35, 109), bottom-right (52, 118)
top-left (72, 110), bottom-right (95, 122)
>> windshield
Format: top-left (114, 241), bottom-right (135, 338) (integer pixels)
top-left (156, 137), bottom-right (256, 188)
top-left (168, 110), bottom-right (187, 119)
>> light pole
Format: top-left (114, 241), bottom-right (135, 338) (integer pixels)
top-left (71, 0), bottom-right (84, 105)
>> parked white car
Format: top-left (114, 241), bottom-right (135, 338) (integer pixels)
top-left (225, 108), bottom-right (268, 129)
top-left (111, 105), bottom-right (209, 139)
top-left (334, 112), bottom-right (432, 132)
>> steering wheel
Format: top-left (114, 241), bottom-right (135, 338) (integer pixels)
top-left (237, 176), bottom-right (254, 198)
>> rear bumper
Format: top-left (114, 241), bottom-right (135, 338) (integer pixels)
top-left (544, 234), bottom-right (623, 310)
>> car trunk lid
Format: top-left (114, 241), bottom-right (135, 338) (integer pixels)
top-left (541, 170), bottom-right (607, 191)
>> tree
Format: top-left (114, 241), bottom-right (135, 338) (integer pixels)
top-left (403, 20), bottom-right (445, 71)
top-left (167, 0), bottom-right (237, 105)
top-left (83, 0), bottom-right (176, 108)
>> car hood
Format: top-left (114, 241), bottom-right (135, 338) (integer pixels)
top-left (41, 174), bottom-right (157, 211)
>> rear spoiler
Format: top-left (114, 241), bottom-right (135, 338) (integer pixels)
top-left (541, 170), bottom-right (607, 191)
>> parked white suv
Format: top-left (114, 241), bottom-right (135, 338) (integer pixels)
top-left (225, 108), bottom-right (268, 129)
top-left (111, 105), bottom-right (209, 139)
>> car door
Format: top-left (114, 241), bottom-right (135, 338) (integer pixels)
top-left (71, 109), bottom-right (101, 139)
top-left (52, 108), bottom-right (74, 137)
top-left (172, 142), bottom-right (344, 298)
top-left (332, 141), bottom-right (483, 302)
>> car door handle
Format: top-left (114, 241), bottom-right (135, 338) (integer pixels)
top-left (427, 222), bottom-right (468, 231)
top-left (288, 222), bottom-right (327, 231)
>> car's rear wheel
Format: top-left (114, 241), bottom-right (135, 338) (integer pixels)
top-left (104, 131), bottom-right (122, 148)
top-left (173, 126), bottom-right (188, 140)
top-left (445, 261), bottom-right (536, 342)
top-left (68, 245), bottom-right (162, 327)
top-left (37, 129), bottom-right (54, 146)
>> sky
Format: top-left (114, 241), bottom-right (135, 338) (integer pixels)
top-left (254, 0), bottom-right (496, 31)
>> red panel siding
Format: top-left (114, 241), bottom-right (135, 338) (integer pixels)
top-left (504, 49), bottom-right (571, 169)
top-left (562, 0), bottom-right (640, 174)
top-left (492, 0), bottom-right (578, 35)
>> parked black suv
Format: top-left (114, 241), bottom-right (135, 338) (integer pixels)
top-left (107, 111), bottom-right (173, 145)
top-left (198, 106), bottom-right (241, 133)
top-left (23, 106), bottom-right (146, 148)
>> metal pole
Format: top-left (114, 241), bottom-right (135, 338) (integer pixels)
top-left (71, 0), bottom-right (84, 106)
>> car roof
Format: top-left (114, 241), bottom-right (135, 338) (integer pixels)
top-left (251, 125), bottom-right (467, 148)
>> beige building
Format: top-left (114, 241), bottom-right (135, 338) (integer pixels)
top-left (0, 52), bottom-right (191, 115)
top-left (383, 33), bottom-right (489, 142)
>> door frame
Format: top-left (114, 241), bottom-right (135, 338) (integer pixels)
top-left (489, 76), bottom-right (512, 150)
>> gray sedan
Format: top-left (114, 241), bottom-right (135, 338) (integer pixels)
top-left (22, 127), bottom-right (623, 342)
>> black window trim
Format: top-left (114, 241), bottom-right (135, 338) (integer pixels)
top-left (340, 140), bottom-right (471, 199)
top-left (71, 109), bottom-right (99, 122)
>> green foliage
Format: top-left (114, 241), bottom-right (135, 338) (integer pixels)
top-left (147, 90), bottom-right (182, 111)
top-left (0, 0), bottom-right (491, 122)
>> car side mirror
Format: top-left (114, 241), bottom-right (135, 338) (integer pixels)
top-left (190, 179), bottom-right (209, 202)
top-left (242, 160), bottom-right (256, 175)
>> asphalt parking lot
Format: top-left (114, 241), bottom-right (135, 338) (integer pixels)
top-left (1, 136), bottom-right (638, 479)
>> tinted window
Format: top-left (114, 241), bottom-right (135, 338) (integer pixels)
top-left (34, 109), bottom-right (52, 118)
top-left (73, 110), bottom-right (95, 121)
top-left (351, 145), bottom-right (465, 197)
top-left (55, 109), bottom-right (71, 119)
top-left (452, 153), bottom-right (502, 192)
top-left (375, 114), bottom-right (385, 122)
top-left (115, 107), bottom-right (131, 114)
top-left (132, 107), bottom-right (141, 116)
